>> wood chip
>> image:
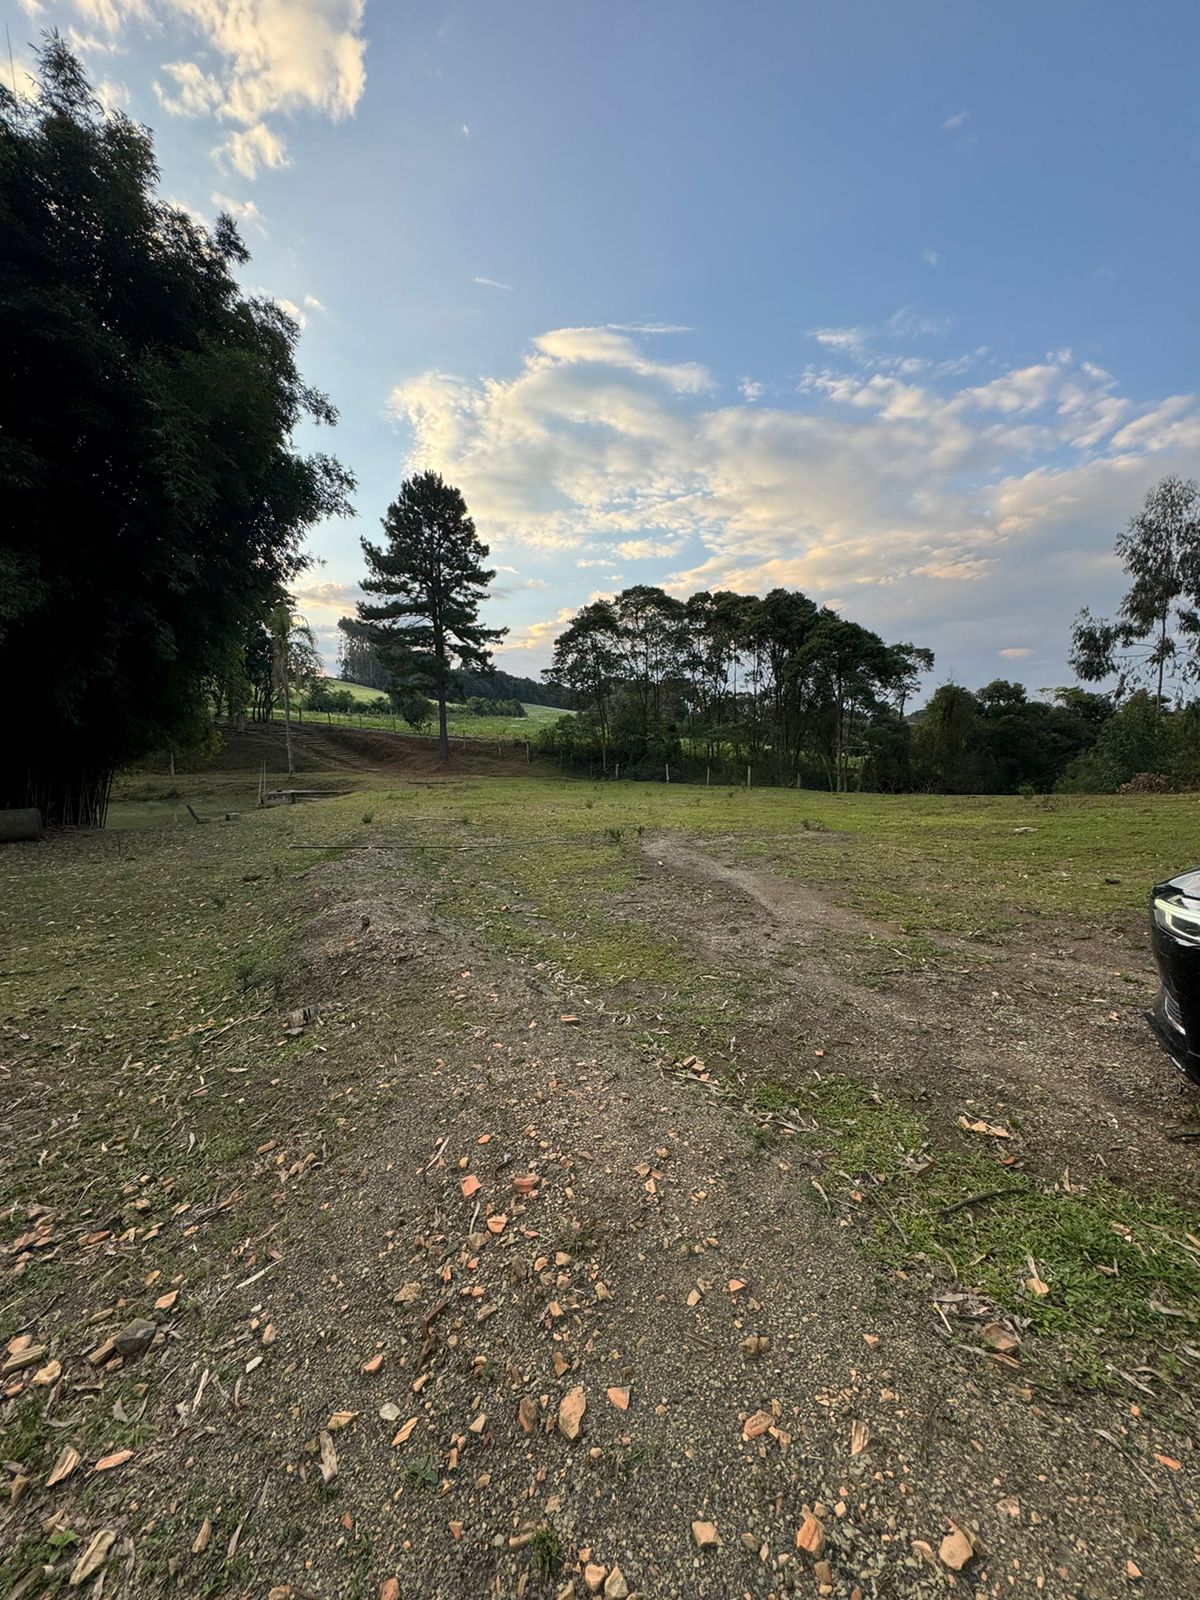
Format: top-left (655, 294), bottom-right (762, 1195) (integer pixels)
top-left (796, 1514), bottom-right (824, 1555)
top-left (981, 1321), bottom-right (1021, 1353)
top-left (362, 1353), bottom-right (384, 1374)
top-left (487, 1213), bottom-right (507, 1235)
top-left (93, 1448), bottom-right (134, 1473)
top-left (850, 1419), bottom-right (870, 1456)
top-left (192, 1516), bottom-right (212, 1555)
top-left (391, 1417), bottom-right (418, 1446)
top-left (557, 1385), bottom-right (586, 1440)
top-left (460, 1175), bottom-right (481, 1199)
top-left (318, 1430), bottom-right (338, 1483)
top-left (32, 1358), bottom-right (62, 1387)
top-left (154, 1289), bottom-right (179, 1312)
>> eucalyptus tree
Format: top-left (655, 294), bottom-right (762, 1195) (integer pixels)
top-left (1071, 475), bottom-right (1200, 713)
top-left (0, 41), bottom-right (353, 824)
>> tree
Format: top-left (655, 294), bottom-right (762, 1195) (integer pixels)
top-left (545, 600), bottom-right (623, 742)
top-left (1070, 475), bottom-right (1200, 713)
top-left (269, 601), bottom-right (320, 776)
top-left (356, 472), bottom-right (506, 761)
top-left (0, 41), bottom-right (353, 824)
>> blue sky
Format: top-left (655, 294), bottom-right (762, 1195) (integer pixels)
top-left (11, 1), bottom-right (1200, 693)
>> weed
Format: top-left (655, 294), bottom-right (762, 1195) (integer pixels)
top-left (404, 1457), bottom-right (439, 1490)
top-left (529, 1525), bottom-right (561, 1577)
top-left (361, 812), bottom-right (374, 824)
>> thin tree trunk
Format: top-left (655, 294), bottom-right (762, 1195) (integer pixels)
top-left (282, 666), bottom-right (294, 777)
top-left (437, 690), bottom-right (449, 762)
top-left (1157, 609), bottom-right (1167, 716)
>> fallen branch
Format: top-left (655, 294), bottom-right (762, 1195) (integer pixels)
top-left (938, 1187), bottom-right (1021, 1219)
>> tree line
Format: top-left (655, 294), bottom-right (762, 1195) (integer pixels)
top-left (6, 45), bottom-right (1200, 822)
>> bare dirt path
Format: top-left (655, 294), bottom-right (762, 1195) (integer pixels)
top-left (635, 831), bottom-right (1200, 1205)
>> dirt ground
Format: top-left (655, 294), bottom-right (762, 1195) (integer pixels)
top-left (640, 832), bottom-right (1200, 1205)
top-left (2, 764), bottom-right (1198, 1600)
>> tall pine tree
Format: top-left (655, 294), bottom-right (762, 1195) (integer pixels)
top-left (357, 473), bottom-right (506, 760)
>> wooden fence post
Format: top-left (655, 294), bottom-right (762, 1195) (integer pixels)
top-left (746, 765), bottom-right (751, 789)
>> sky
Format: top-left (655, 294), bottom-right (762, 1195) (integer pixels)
top-left (9, 1), bottom-right (1200, 695)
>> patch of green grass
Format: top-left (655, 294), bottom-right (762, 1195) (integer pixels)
top-left (529, 1524), bottom-right (561, 1578)
top-left (800, 1076), bottom-right (1200, 1384)
top-left (750, 1079), bottom-right (799, 1114)
top-left (0, 1393), bottom-right (46, 1472)
top-left (0, 1528), bottom-right (76, 1596)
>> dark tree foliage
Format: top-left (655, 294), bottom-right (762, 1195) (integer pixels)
top-left (543, 584), bottom-right (933, 788)
top-left (1070, 475), bottom-right (1200, 710)
top-left (357, 471), bottom-right (506, 761)
top-left (0, 41), bottom-right (353, 823)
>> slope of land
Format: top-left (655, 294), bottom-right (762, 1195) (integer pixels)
top-left (2, 770), bottom-right (1198, 1599)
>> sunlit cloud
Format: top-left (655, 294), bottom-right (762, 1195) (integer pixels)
top-left (387, 322), bottom-right (1200, 669)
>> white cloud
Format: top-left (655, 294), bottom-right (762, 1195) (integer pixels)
top-left (615, 539), bottom-right (677, 560)
top-left (304, 293), bottom-right (326, 310)
top-left (94, 77), bottom-right (130, 112)
top-left (922, 248), bottom-right (939, 268)
top-left (387, 325), bottom-right (1200, 672)
top-left (999, 647), bottom-right (1033, 659)
top-left (156, 60), bottom-right (224, 116)
top-left (739, 378), bottom-right (765, 403)
top-left (212, 191), bottom-right (267, 231)
top-left (942, 109), bottom-right (969, 131)
top-left (216, 121), bottom-right (288, 178)
top-left (473, 276), bottom-right (514, 291)
top-left (275, 296), bottom-right (307, 328)
top-left (461, 122), bottom-right (470, 137)
top-left (81, 0), bottom-right (367, 176)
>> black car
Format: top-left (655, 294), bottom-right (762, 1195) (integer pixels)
top-left (1148, 869), bottom-right (1200, 1085)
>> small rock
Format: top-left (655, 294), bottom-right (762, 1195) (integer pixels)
top-left (604, 1567), bottom-right (629, 1599)
top-left (939, 1524), bottom-right (975, 1571)
top-left (692, 1520), bottom-right (721, 1549)
top-left (606, 1387), bottom-right (630, 1411)
top-left (796, 1515), bottom-right (824, 1555)
top-left (518, 1396), bottom-right (539, 1433)
top-left (558, 1386), bottom-right (586, 1441)
top-left (741, 1334), bottom-right (770, 1359)
top-left (743, 1409), bottom-right (773, 1440)
top-left (113, 1318), bottom-right (156, 1359)
top-left (379, 1402), bottom-right (402, 1423)
top-left (583, 1563), bottom-right (607, 1593)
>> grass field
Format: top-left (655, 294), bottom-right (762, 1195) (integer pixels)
top-left (297, 685), bottom-right (571, 742)
top-left (4, 744), bottom-right (1199, 1595)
